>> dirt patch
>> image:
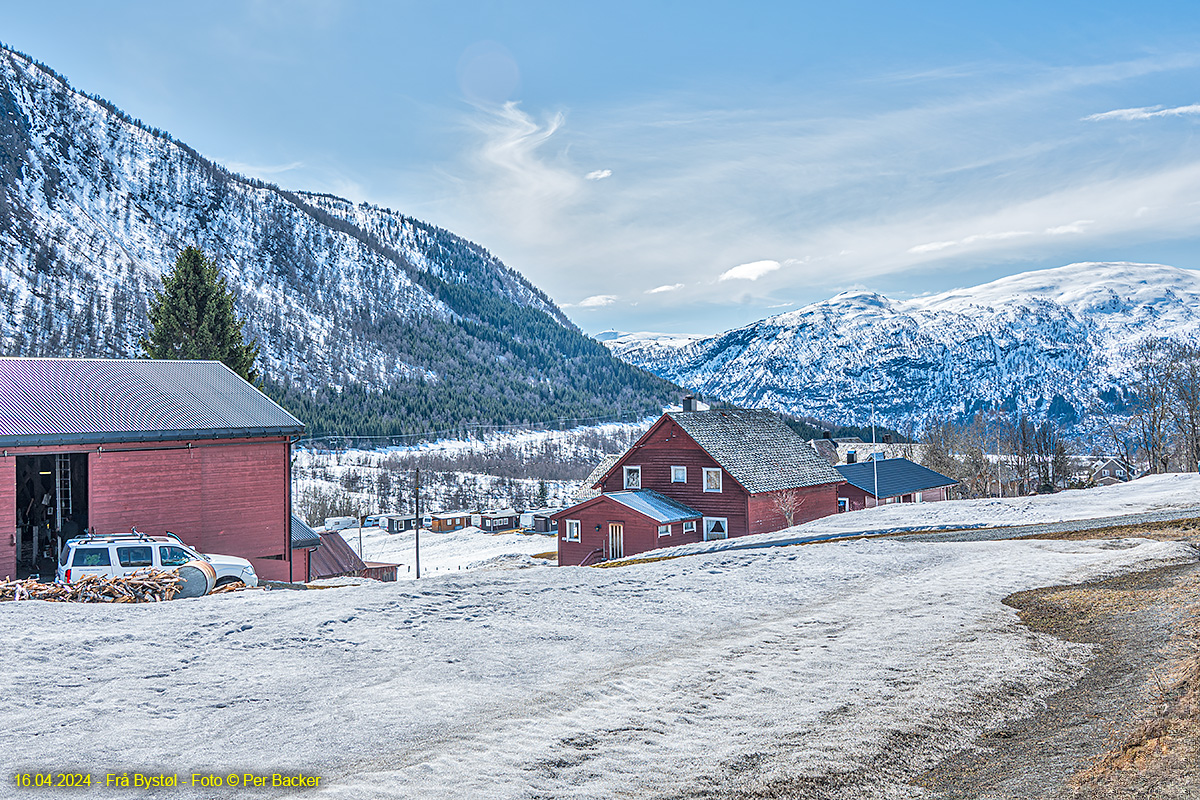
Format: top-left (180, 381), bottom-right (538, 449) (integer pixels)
top-left (917, 523), bottom-right (1200, 800)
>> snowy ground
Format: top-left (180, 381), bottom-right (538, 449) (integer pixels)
top-left (639, 472), bottom-right (1200, 560)
top-left (2, 532), bottom-right (1196, 799)
top-left (337, 525), bottom-right (556, 579)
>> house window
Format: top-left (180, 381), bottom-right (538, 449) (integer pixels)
top-left (1102, 469), bottom-right (1110, 477)
top-left (703, 517), bottom-right (728, 540)
top-left (683, 520), bottom-right (696, 533)
top-left (565, 519), bottom-right (581, 542)
top-left (671, 466), bottom-right (687, 483)
top-left (658, 524), bottom-right (671, 537)
top-left (624, 466), bottom-right (641, 489)
top-left (837, 498), bottom-right (848, 513)
top-left (703, 468), bottom-right (722, 492)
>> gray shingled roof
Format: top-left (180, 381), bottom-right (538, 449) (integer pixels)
top-left (836, 458), bottom-right (957, 499)
top-left (604, 490), bottom-right (702, 523)
top-left (0, 358), bottom-right (304, 447)
top-left (573, 453), bottom-right (621, 502)
top-left (667, 409), bottom-right (844, 493)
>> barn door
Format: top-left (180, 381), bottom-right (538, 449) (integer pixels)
top-left (608, 523), bottom-right (624, 560)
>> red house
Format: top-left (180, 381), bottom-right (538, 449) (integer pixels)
top-left (554, 406), bottom-right (844, 565)
top-left (0, 358), bottom-right (305, 582)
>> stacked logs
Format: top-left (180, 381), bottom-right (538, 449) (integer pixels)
top-left (0, 570), bottom-right (183, 603)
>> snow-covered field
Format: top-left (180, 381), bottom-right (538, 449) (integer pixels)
top-left (3, 477), bottom-right (1199, 798)
top-left (338, 525), bottom-right (556, 578)
top-left (641, 472), bottom-right (1200, 560)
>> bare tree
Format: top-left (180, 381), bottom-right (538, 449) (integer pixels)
top-left (772, 488), bottom-right (806, 527)
top-left (1127, 338), bottom-right (1176, 474)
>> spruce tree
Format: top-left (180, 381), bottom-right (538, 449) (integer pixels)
top-left (141, 246), bottom-right (260, 383)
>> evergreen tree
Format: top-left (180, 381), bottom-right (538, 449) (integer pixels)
top-left (141, 247), bottom-right (260, 382)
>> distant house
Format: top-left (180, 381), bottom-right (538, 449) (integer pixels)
top-left (835, 458), bottom-right (957, 511)
top-left (430, 512), bottom-right (471, 533)
top-left (554, 404), bottom-right (845, 565)
top-left (382, 514), bottom-right (418, 534)
top-left (310, 532), bottom-right (398, 582)
top-left (521, 507), bottom-right (559, 534)
top-left (477, 508), bottom-right (521, 533)
top-left (1090, 457), bottom-right (1132, 486)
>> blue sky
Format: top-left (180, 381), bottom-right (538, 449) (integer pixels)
top-left (5, 1), bottom-right (1200, 335)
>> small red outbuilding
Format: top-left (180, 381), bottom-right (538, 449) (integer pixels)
top-left (0, 358), bottom-right (305, 582)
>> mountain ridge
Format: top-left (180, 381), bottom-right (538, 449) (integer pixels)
top-left (605, 262), bottom-right (1200, 432)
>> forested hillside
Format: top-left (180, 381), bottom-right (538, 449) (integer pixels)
top-left (0, 44), bottom-right (677, 435)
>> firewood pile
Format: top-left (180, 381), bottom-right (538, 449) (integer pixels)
top-left (0, 570), bottom-right (183, 603)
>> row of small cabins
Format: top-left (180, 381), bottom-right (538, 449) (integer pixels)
top-left (0, 358), bottom-right (957, 581)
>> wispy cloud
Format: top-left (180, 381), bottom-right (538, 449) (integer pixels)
top-left (646, 283), bottom-right (683, 294)
top-left (571, 294), bottom-right (618, 308)
top-left (585, 169), bottom-right (612, 180)
top-left (718, 260), bottom-right (781, 281)
top-left (1045, 220), bottom-right (1093, 235)
top-left (1084, 103), bottom-right (1200, 121)
top-left (223, 160), bottom-right (305, 179)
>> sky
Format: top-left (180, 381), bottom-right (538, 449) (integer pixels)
top-left (4, 1), bottom-right (1200, 336)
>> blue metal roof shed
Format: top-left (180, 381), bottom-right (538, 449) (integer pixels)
top-left (836, 458), bottom-right (957, 500)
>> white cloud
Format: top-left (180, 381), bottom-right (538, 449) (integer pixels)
top-left (646, 283), bottom-right (683, 294)
top-left (1045, 220), bottom-right (1093, 235)
top-left (574, 294), bottom-right (618, 308)
top-left (718, 260), bottom-right (781, 282)
top-left (585, 169), bottom-right (613, 181)
top-left (1084, 103), bottom-right (1200, 122)
top-left (223, 160), bottom-right (305, 179)
top-left (908, 241), bottom-right (957, 254)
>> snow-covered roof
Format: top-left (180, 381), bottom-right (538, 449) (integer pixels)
top-left (667, 409), bottom-right (845, 493)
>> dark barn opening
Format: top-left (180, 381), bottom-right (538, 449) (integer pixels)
top-left (14, 453), bottom-right (88, 578)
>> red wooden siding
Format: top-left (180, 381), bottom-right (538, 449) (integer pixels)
top-left (86, 438), bottom-right (292, 581)
top-left (747, 484), bottom-right (839, 535)
top-left (553, 495), bottom-right (703, 566)
top-left (599, 417), bottom-right (751, 537)
top-left (0, 457), bottom-right (15, 580)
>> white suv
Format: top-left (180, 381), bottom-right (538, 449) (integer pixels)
top-left (56, 531), bottom-right (258, 592)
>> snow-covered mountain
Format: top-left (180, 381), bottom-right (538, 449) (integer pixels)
top-left (0, 45), bottom-right (674, 431)
top-left (605, 262), bottom-right (1200, 431)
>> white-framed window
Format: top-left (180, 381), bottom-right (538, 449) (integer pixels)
top-left (564, 519), bottom-right (581, 542)
top-left (703, 468), bottom-right (722, 493)
top-left (624, 466), bottom-right (641, 489)
top-left (671, 466), bottom-right (687, 483)
top-left (682, 520), bottom-right (696, 533)
top-left (703, 517), bottom-right (728, 541)
top-left (658, 524), bottom-right (671, 537)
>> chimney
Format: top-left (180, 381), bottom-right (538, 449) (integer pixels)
top-left (822, 431), bottom-right (832, 440)
top-left (882, 434), bottom-right (893, 444)
top-left (682, 395), bottom-right (699, 412)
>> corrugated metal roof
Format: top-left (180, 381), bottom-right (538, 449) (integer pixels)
top-left (290, 515), bottom-right (323, 549)
top-left (604, 490), bottom-right (702, 523)
top-left (836, 458), bottom-right (957, 499)
top-left (0, 358), bottom-right (304, 447)
top-left (310, 532), bottom-right (366, 578)
top-left (667, 410), bottom-right (845, 493)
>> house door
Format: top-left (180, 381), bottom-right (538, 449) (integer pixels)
top-left (608, 523), bottom-right (624, 560)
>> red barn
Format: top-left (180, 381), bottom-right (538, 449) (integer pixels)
top-left (555, 407), bottom-right (844, 565)
top-left (0, 358), bottom-right (305, 582)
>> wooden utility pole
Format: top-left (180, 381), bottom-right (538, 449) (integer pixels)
top-left (414, 468), bottom-right (421, 579)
